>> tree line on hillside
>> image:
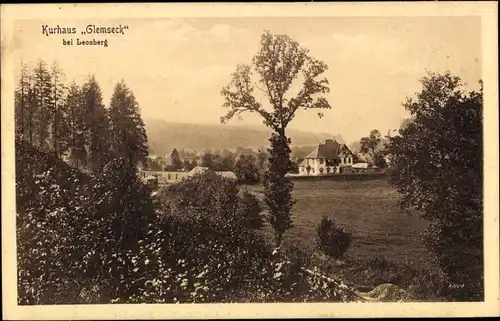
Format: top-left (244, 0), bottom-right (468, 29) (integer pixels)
top-left (14, 60), bottom-right (148, 172)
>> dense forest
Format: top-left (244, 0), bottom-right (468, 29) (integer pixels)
top-left (14, 60), bottom-right (148, 172)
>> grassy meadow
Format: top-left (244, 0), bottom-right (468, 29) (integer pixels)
top-left (247, 179), bottom-right (431, 266)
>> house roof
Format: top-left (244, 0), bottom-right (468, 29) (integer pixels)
top-left (189, 166), bottom-right (209, 175)
top-left (299, 139), bottom-right (353, 167)
top-left (216, 171), bottom-right (237, 179)
top-left (307, 139), bottom-right (351, 158)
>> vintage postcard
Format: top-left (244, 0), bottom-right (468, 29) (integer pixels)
top-left (1, 2), bottom-right (499, 319)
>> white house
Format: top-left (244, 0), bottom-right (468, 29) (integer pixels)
top-left (298, 139), bottom-right (355, 176)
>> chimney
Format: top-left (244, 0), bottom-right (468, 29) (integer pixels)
top-left (325, 139), bottom-right (335, 149)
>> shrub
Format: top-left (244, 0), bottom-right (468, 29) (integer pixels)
top-left (338, 254), bottom-right (452, 302)
top-left (159, 170), bottom-right (257, 229)
top-left (343, 255), bottom-right (418, 289)
top-left (237, 190), bottom-right (265, 230)
top-left (240, 247), bottom-right (361, 303)
top-left (16, 140), bottom-right (96, 304)
top-left (123, 212), bottom-right (273, 304)
top-left (145, 171), bottom-right (273, 302)
top-left (233, 155), bottom-right (260, 184)
top-left (406, 267), bottom-right (450, 301)
top-left (316, 217), bottom-right (352, 259)
top-left (16, 139), bottom-right (158, 304)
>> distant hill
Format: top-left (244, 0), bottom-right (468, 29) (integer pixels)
top-left (145, 119), bottom-right (345, 156)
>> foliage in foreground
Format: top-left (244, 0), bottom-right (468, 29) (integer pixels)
top-left (16, 143), bottom-right (360, 304)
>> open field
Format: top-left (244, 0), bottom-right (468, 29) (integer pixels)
top-left (247, 179), bottom-right (431, 266)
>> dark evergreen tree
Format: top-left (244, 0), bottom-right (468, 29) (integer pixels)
top-left (32, 60), bottom-right (53, 150)
top-left (201, 152), bottom-right (214, 169)
top-left (81, 76), bottom-right (110, 172)
top-left (65, 81), bottom-right (87, 169)
top-left (50, 62), bottom-right (70, 157)
top-left (263, 133), bottom-right (295, 245)
top-left (14, 62), bottom-right (30, 141)
top-left (170, 148), bottom-right (182, 170)
top-left (108, 80), bottom-right (149, 168)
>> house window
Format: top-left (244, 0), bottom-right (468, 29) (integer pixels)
top-left (312, 168), bottom-right (315, 174)
top-left (320, 158), bottom-right (324, 165)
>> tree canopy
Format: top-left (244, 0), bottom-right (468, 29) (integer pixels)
top-left (221, 30), bottom-right (331, 135)
top-left (385, 71), bottom-right (483, 300)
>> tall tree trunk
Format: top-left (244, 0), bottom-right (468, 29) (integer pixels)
top-left (20, 71), bottom-right (25, 140)
top-left (53, 75), bottom-right (58, 157)
top-left (71, 99), bottom-right (77, 168)
top-left (39, 80), bottom-right (44, 149)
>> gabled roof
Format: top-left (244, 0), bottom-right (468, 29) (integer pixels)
top-left (298, 139), bottom-right (353, 167)
top-left (304, 139), bottom-right (352, 160)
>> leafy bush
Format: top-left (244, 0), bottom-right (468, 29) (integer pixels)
top-left (330, 254), bottom-right (451, 302)
top-left (342, 256), bottom-right (418, 289)
top-left (16, 139), bottom-right (157, 304)
top-left (159, 170), bottom-right (264, 231)
top-left (406, 267), bottom-right (450, 301)
top-left (152, 172), bottom-right (360, 303)
top-left (233, 155), bottom-right (260, 184)
top-left (237, 190), bottom-right (265, 230)
top-left (16, 140), bottom-right (95, 304)
top-left (316, 217), bottom-right (352, 259)
top-left (16, 144), bottom-right (361, 304)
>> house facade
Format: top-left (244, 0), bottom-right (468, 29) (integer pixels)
top-left (298, 139), bottom-right (354, 176)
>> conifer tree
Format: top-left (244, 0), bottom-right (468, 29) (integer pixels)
top-left (14, 62), bottom-right (30, 140)
top-left (50, 62), bottom-right (70, 157)
top-left (65, 81), bottom-right (87, 169)
top-left (81, 75), bottom-right (110, 172)
top-left (170, 148), bottom-right (182, 170)
top-left (32, 60), bottom-right (53, 150)
top-left (108, 80), bottom-right (149, 168)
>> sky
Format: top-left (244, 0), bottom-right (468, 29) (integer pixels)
top-left (12, 16), bottom-right (482, 143)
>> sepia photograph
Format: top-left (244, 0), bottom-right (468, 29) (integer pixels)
top-left (1, 2), bottom-right (498, 319)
